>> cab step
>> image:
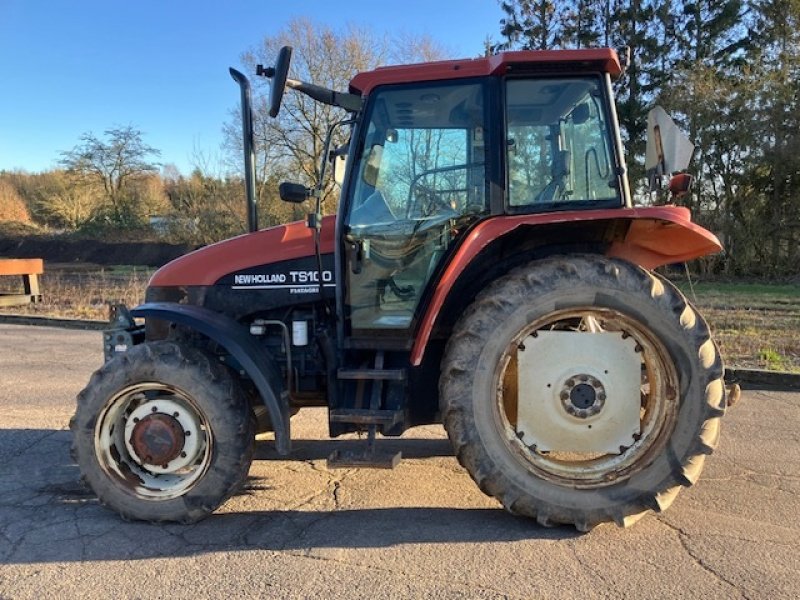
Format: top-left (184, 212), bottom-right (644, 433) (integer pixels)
top-left (327, 445), bottom-right (402, 469)
top-left (328, 350), bottom-right (403, 469)
top-left (329, 408), bottom-right (403, 427)
top-left (337, 368), bottom-right (406, 381)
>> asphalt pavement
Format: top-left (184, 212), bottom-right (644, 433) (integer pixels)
top-left (0, 323), bottom-right (798, 599)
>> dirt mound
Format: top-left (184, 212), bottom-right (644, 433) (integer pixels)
top-left (0, 235), bottom-right (197, 267)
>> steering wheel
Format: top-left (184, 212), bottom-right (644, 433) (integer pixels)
top-left (412, 183), bottom-right (459, 218)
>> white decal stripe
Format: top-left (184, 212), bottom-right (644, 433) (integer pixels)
top-left (231, 283), bottom-right (337, 290)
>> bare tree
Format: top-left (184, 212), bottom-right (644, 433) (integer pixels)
top-left (60, 125), bottom-right (161, 224)
top-left (224, 18), bottom-right (445, 217)
top-left (1, 170), bottom-right (103, 229)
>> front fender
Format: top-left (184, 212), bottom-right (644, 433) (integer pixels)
top-left (131, 303), bottom-right (291, 455)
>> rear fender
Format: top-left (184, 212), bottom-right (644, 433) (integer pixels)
top-left (410, 205), bottom-right (722, 366)
top-left (130, 303), bottom-right (291, 455)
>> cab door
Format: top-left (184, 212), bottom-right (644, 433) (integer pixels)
top-left (340, 81), bottom-right (489, 345)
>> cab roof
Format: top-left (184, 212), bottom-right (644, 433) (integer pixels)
top-left (349, 49), bottom-right (622, 96)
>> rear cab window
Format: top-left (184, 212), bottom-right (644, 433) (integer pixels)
top-left (505, 77), bottom-right (621, 211)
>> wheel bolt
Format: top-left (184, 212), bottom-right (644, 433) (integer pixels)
top-left (180, 451), bottom-right (187, 458)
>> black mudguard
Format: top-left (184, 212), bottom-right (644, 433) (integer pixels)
top-left (131, 302), bottom-right (291, 455)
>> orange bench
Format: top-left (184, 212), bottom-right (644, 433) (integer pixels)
top-left (0, 258), bottom-right (43, 307)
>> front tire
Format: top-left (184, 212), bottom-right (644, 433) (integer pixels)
top-left (439, 255), bottom-right (725, 531)
top-left (70, 341), bottom-right (255, 523)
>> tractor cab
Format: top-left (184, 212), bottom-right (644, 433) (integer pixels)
top-left (339, 54), bottom-right (625, 344)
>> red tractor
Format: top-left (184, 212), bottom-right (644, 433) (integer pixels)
top-left (71, 47), bottom-right (726, 531)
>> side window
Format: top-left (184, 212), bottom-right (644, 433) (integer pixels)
top-left (506, 78), bottom-right (619, 208)
top-left (347, 83), bottom-right (487, 229)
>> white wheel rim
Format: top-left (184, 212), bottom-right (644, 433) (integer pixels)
top-left (494, 307), bottom-right (679, 488)
top-left (94, 383), bottom-right (213, 500)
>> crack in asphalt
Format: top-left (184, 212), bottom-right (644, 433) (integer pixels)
top-left (564, 540), bottom-right (616, 595)
top-left (265, 462), bottom-right (356, 552)
top-left (703, 457), bottom-right (800, 486)
top-left (0, 430), bottom-right (61, 464)
top-left (741, 474), bottom-right (800, 496)
top-left (655, 517), bottom-right (751, 599)
top-left (5, 513), bottom-right (81, 563)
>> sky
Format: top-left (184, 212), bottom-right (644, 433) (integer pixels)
top-left (0, 1), bottom-right (503, 175)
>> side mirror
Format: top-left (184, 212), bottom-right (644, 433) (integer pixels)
top-left (333, 154), bottom-right (347, 186)
top-left (279, 182), bottom-right (312, 203)
top-left (668, 173), bottom-right (692, 199)
top-left (256, 46), bottom-right (293, 118)
top-left (362, 144), bottom-right (383, 187)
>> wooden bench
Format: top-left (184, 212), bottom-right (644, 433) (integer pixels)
top-left (0, 258), bottom-right (43, 307)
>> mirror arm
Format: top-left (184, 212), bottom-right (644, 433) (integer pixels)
top-left (286, 79), bottom-right (363, 112)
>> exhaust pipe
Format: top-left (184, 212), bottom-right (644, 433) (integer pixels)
top-left (229, 68), bottom-right (258, 233)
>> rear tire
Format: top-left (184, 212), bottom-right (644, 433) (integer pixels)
top-left (70, 341), bottom-right (255, 523)
top-left (439, 255), bottom-right (725, 531)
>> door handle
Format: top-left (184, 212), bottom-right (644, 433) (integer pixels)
top-left (346, 237), bottom-right (364, 274)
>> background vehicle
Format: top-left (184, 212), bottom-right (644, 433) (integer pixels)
top-left (71, 46), bottom-right (726, 530)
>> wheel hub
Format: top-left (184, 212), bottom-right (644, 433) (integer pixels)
top-left (562, 376), bottom-right (606, 418)
top-left (123, 398), bottom-right (203, 473)
top-left (130, 414), bottom-right (185, 466)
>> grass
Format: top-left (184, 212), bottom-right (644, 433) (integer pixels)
top-left (674, 279), bottom-right (800, 372)
top-left (1, 264), bottom-right (798, 372)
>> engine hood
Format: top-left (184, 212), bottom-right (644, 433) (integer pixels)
top-left (149, 215), bottom-right (336, 287)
